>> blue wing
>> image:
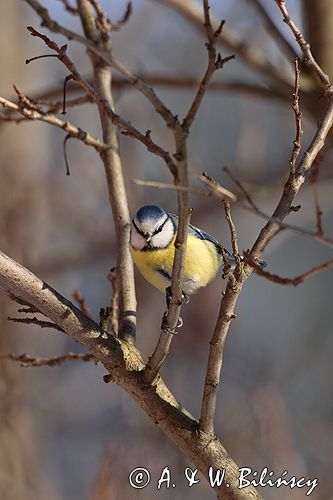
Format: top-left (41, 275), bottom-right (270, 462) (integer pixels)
top-left (169, 214), bottom-right (223, 254)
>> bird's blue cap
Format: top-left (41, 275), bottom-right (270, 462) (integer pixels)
top-left (135, 205), bottom-right (166, 222)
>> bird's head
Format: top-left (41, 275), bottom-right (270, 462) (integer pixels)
top-left (130, 205), bottom-right (175, 250)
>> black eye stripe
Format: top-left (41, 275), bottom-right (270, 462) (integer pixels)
top-left (133, 216), bottom-right (169, 238)
top-left (133, 219), bottom-right (146, 237)
top-left (152, 216), bottom-right (169, 236)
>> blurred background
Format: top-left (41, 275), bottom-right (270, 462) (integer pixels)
top-left (0, 0), bottom-right (332, 499)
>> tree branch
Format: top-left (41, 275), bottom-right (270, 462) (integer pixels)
top-left (25, 26), bottom-right (177, 174)
top-left (152, 0), bottom-right (294, 90)
top-left (23, 0), bottom-right (178, 131)
top-left (244, 254), bottom-right (333, 286)
top-left (251, 1), bottom-right (333, 258)
top-left (0, 352), bottom-right (95, 367)
top-left (0, 94), bottom-right (109, 152)
top-left (76, 0), bottom-right (136, 343)
top-left (199, 201), bottom-right (241, 436)
top-left (0, 249), bottom-right (263, 499)
top-left (248, 0), bottom-right (299, 61)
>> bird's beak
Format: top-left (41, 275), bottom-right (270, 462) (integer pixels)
top-left (146, 234), bottom-right (152, 243)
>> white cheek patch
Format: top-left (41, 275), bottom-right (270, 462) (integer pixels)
top-left (151, 218), bottom-right (175, 248)
top-left (130, 226), bottom-right (146, 250)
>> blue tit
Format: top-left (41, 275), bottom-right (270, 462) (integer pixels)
top-left (130, 205), bottom-right (236, 295)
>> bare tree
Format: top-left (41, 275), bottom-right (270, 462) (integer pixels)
top-left (0, 1), bottom-right (332, 499)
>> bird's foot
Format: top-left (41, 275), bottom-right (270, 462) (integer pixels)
top-left (182, 292), bottom-right (190, 304)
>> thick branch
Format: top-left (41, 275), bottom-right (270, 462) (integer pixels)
top-left (0, 250), bottom-right (262, 499)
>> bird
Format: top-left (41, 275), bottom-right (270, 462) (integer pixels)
top-left (129, 204), bottom-right (236, 296)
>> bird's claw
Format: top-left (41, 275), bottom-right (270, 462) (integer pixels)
top-left (182, 293), bottom-right (190, 304)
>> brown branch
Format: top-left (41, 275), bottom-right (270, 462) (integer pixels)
top-left (182, 2), bottom-right (234, 132)
top-left (132, 178), bottom-right (211, 197)
top-left (12, 76), bottom-right (289, 107)
top-left (111, 2), bottom-right (133, 31)
top-left (58, 0), bottom-right (78, 15)
top-left (143, 0), bottom-right (230, 383)
top-left (289, 58), bottom-right (303, 177)
top-left (8, 316), bottom-right (65, 332)
top-left (309, 157), bottom-right (324, 237)
top-left (250, 2), bottom-right (333, 258)
top-left (223, 200), bottom-right (240, 262)
top-left (248, 0), bottom-right (299, 61)
top-left (143, 206), bottom-right (192, 383)
top-left (0, 352), bottom-right (95, 367)
top-left (0, 93), bottom-right (109, 152)
top-left (199, 199), bottom-right (240, 436)
top-left (244, 254), bottom-right (333, 286)
top-left (275, 0), bottom-right (332, 91)
top-left (199, 277), bottom-right (242, 436)
top-left (222, 166), bottom-right (260, 212)
top-left (153, 0), bottom-right (293, 90)
top-left (73, 290), bottom-right (92, 318)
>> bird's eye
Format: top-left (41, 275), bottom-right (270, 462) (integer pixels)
top-left (132, 219), bottom-right (146, 238)
top-left (152, 217), bottom-right (168, 236)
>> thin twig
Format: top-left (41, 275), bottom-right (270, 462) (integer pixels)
top-left (222, 166), bottom-right (259, 212)
top-left (73, 290), bottom-right (92, 318)
top-left (58, 0), bottom-right (78, 15)
top-left (0, 352), bottom-right (95, 367)
top-left (222, 200), bottom-right (240, 264)
top-left (250, 1), bottom-right (333, 258)
top-left (274, 0), bottom-right (332, 91)
top-left (182, 1), bottom-right (234, 132)
top-left (0, 93), bottom-right (108, 152)
top-left (143, 0), bottom-right (230, 383)
top-left (199, 199), bottom-right (240, 436)
top-left (8, 75), bottom-right (289, 106)
top-left (248, 0), bottom-right (299, 61)
top-left (199, 279), bottom-right (240, 436)
top-left (244, 254), bottom-right (333, 286)
top-left (133, 175), bottom-right (333, 249)
top-left (8, 316), bottom-right (65, 332)
top-left (143, 207), bottom-right (192, 383)
top-left (153, 0), bottom-right (293, 90)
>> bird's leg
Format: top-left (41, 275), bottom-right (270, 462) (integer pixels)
top-left (182, 292), bottom-right (190, 304)
top-left (162, 288), bottom-right (190, 329)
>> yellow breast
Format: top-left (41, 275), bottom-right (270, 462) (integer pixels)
top-left (130, 234), bottom-right (221, 294)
